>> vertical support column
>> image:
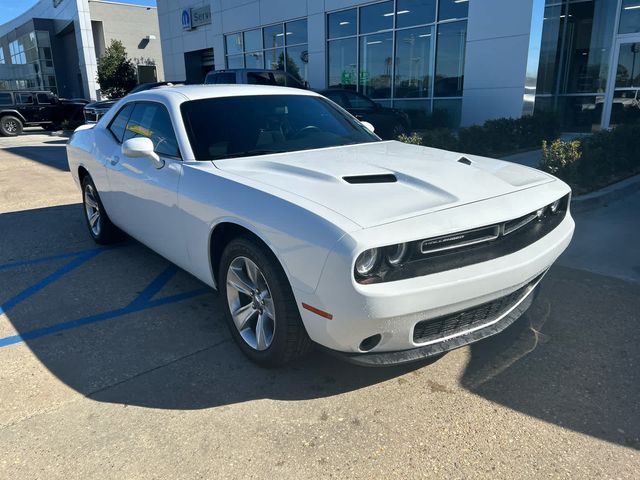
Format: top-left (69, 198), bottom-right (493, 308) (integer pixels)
top-left (307, 1), bottom-right (326, 89)
top-left (74, 0), bottom-right (99, 100)
top-left (461, 0), bottom-right (544, 126)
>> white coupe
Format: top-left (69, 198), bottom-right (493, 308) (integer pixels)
top-left (67, 85), bottom-right (574, 367)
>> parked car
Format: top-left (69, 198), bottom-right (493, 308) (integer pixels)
top-left (83, 82), bottom-right (184, 123)
top-left (67, 85), bottom-right (574, 367)
top-left (205, 68), bottom-right (307, 89)
top-left (320, 89), bottom-right (410, 140)
top-left (0, 90), bottom-right (85, 136)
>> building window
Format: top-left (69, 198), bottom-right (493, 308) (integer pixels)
top-left (327, 0), bottom-right (468, 128)
top-left (0, 48), bottom-right (4, 64)
top-left (620, 0), bottom-right (640, 34)
top-left (3, 30), bottom-right (57, 94)
top-left (224, 19), bottom-right (309, 85)
top-left (534, 0), bottom-right (617, 132)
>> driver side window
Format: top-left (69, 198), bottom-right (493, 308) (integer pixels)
top-left (123, 102), bottom-right (180, 158)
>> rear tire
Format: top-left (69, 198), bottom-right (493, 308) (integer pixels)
top-left (219, 236), bottom-right (313, 367)
top-left (81, 175), bottom-right (121, 244)
top-left (0, 116), bottom-right (23, 136)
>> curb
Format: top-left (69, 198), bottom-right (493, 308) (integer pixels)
top-left (571, 174), bottom-right (640, 214)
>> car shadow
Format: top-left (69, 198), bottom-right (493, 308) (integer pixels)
top-left (1, 204), bottom-right (638, 449)
top-left (4, 144), bottom-right (69, 172)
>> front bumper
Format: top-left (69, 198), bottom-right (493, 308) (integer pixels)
top-left (320, 277), bottom-right (539, 366)
top-left (294, 207), bottom-right (574, 357)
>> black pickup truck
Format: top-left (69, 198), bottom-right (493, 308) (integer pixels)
top-left (0, 90), bottom-right (86, 136)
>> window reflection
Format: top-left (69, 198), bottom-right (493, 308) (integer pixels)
top-left (394, 26), bottom-right (433, 98)
top-left (359, 33), bottom-right (393, 98)
top-left (439, 0), bottom-right (468, 21)
top-left (620, 0), bottom-right (640, 34)
top-left (360, 1), bottom-right (394, 34)
top-left (396, 0), bottom-right (436, 28)
top-left (434, 21), bottom-right (467, 97)
top-left (328, 9), bottom-right (357, 38)
top-left (328, 38), bottom-right (357, 89)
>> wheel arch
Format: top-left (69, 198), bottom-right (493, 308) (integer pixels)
top-left (0, 110), bottom-right (26, 123)
top-left (208, 219), bottom-right (286, 290)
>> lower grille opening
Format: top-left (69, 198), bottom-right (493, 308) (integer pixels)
top-left (412, 274), bottom-right (543, 344)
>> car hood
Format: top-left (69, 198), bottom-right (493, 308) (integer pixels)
top-left (85, 99), bottom-right (119, 109)
top-left (213, 141), bottom-right (555, 229)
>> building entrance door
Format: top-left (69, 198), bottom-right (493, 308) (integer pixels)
top-left (603, 35), bottom-right (640, 128)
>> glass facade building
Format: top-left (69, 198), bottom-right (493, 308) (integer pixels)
top-left (535, 0), bottom-right (640, 131)
top-left (0, 28), bottom-right (57, 93)
top-left (225, 19), bottom-right (309, 85)
top-left (159, 0), bottom-right (640, 132)
top-left (326, 0), bottom-right (468, 128)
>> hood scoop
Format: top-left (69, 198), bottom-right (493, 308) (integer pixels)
top-left (343, 174), bottom-right (397, 184)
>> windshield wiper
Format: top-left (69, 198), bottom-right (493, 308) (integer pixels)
top-left (213, 149), bottom-right (286, 160)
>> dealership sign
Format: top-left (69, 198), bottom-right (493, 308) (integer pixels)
top-left (182, 6), bottom-right (211, 30)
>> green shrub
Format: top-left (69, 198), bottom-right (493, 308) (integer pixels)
top-left (396, 132), bottom-right (423, 145)
top-left (540, 139), bottom-right (581, 178)
top-left (421, 128), bottom-right (459, 151)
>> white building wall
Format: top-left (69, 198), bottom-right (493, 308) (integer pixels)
top-left (461, 0), bottom-right (544, 126)
top-left (156, 0), bottom-right (541, 126)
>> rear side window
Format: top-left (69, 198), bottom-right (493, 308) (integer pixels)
top-left (16, 93), bottom-right (34, 105)
top-left (213, 73), bottom-right (236, 84)
top-left (123, 102), bottom-right (180, 158)
top-left (108, 103), bottom-right (135, 143)
top-left (36, 93), bottom-right (52, 104)
top-left (0, 93), bottom-right (12, 106)
top-left (247, 72), bottom-right (276, 86)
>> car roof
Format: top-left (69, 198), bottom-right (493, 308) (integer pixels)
top-left (128, 84), bottom-right (320, 102)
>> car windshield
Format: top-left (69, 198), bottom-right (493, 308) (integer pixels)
top-left (181, 94), bottom-right (379, 160)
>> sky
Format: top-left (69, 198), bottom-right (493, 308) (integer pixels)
top-left (0, 0), bottom-right (157, 26)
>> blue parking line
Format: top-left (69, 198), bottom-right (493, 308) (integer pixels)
top-left (127, 265), bottom-right (179, 309)
top-left (0, 245), bottom-right (122, 272)
top-left (0, 287), bottom-right (210, 348)
top-left (0, 250), bottom-right (101, 316)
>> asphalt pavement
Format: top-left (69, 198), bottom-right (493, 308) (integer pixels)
top-left (0, 132), bottom-right (638, 479)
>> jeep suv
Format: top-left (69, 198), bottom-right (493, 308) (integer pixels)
top-left (0, 91), bottom-right (85, 136)
top-left (204, 69), bottom-right (307, 89)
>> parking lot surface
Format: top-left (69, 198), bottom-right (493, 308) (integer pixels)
top-left (0, 131), bottom-right (639, 479)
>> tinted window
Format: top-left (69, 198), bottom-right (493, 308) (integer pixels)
top-left (438, 0), bottom-right (469, 21)
top-left (396, 0), bottom-right (436, 28)
top-left (0, 93), bottom-right (12, 106)
top-left (285, 19), bottom-right (307, 45)
top-left (181, 95), bottom-right (379, 160)
top-left (434, 21), bottom-right (467, 97)
top-left (344, 91), bottom-right (376, 109)
top-left (108, 103), bottom-right (135, 142)
top-left (123, 103), bottom-right (180, 158)
top-left (323, 91), bottom-right (347, 107)
top-left (263, 24), bottom-right (284, 49)
top-left (328, 9), bottom-right (357, 38)
top-left (360, 1), bottom-right (394, 34)
top-left (328, 38), bottom-right (357, 89)
top-left (244, 29), bottom-right (262, 51)
top-left (214, 73), bottom-right (236, 84)
top-left (16, 93), bottom-right (34, 105)
top-left (247, 72), bottom-right (277, 85)
top-left (36, 93), bottom-right (52, 104)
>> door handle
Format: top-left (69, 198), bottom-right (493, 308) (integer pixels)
top-left (109, 156), bottom-right (119, 165)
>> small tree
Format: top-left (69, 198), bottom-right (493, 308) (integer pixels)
top-left (97, 40), bottom-right (137, 98)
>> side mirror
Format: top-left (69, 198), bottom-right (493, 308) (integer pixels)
top-left (121, 137), bottom-right (164, 169)
top-left (361, 121), bottom-right (375, 134)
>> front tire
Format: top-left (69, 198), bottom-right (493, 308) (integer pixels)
top-left (0, 116), bottom-right (23, 136)
top-left (81, 175), bottom-right (120, 244)
top-left (219, 236), bottom-right (312, 367)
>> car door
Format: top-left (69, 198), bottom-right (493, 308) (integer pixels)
top-left (104, 101), bottom-right (189, 268)
top-left (15, 92), bottom-right (38, 123)
top-left (35, 93), bottom-right (59, 124)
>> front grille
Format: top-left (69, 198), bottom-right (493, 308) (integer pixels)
top-left (412, 275), bottom-right (541, 344)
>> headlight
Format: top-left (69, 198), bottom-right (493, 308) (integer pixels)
top-left (550, 198), bottom-right (561, 214)
top-left (355, 248), bottom-right (379, 276)
top-left (386, 243), bottom-right (408, 266)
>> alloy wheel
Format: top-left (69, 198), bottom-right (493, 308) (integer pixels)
top-left (4, 120), bottom-right (17, 133)
top-left (226, 256), bottom-right (276, 351)
top-left (84, 183), bottom-right (101, 237)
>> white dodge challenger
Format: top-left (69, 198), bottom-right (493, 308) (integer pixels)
top-left (67, 85), bottom-right (574, 367)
